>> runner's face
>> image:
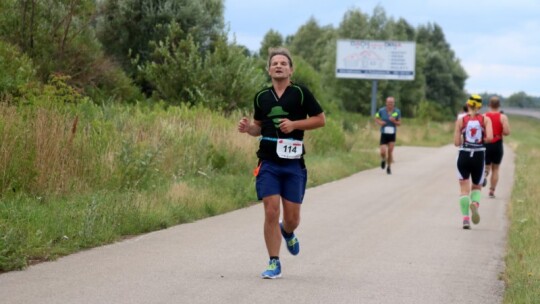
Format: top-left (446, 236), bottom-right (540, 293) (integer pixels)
top-left (386, 98), bottom-right (395, 109)
top-left (268, 55), bottom-right (292, 80)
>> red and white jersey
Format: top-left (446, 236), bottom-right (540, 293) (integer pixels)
top-left (461, 114), bottom-right (485, 150)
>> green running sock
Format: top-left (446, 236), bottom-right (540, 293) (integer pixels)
top-left (471, 189), bottom-right (481, 204)
top-left (460, 196), bottom-right (470, 216)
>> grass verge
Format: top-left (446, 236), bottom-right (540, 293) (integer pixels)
top-left (503, 115), bottom-right (540, 303)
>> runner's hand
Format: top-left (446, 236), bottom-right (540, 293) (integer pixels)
top-left (279, 119), bottom-right (295, 134)
top-left (238, 117), bottom-right (250, 133)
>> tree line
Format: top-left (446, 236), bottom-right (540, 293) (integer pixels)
top-left (1, 0), bottom-right (537, 118)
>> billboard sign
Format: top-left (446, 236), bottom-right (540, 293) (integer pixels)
top-left (336, 39), bottom-right (416, 80)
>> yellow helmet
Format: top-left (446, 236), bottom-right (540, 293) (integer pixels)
top-left (467, 94), bottom-right (483, 108)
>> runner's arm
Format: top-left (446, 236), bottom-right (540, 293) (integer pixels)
top-left (453, 119), bottom-right (462, 147)
top-left (374, 115), bottom-right (386, 127)
top-left (278, 113), bottom-right (325, 134)
top-left (501, 114), bottom-right (511, 136)
top-left (238, 117), bottom-right (262, 136)
top-left (484, 116), bottom-right (493, 143)
top-left (389, 116), bottom-right (401, 126)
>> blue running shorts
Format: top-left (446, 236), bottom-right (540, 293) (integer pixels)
top-left (256, 159), bottom-right (307, 203)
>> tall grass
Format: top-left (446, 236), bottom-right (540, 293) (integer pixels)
top-left (0, 100), bottom-right (453, 272)
top-left (503, 115), bottom-right (540, 303)
top-left (3, 102), bottom-right (538, 300)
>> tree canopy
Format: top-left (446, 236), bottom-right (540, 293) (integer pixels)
top-left (2, 2), bottom-right (534, 117)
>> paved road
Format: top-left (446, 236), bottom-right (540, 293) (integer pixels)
top-left (0, 145), bottom-right (514, 304)
top-left (501, 107), bottom-right (540, 119)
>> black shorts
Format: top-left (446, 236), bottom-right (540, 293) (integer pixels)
top-left (380, 133), bottom-right (396, 145)
top-left (485, 140), bottom-right (504, 165)
top-left (456, 150), bottom-right (485, 185)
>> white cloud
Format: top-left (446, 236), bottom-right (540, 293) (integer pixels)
top-left (465, 63), bottom-right (540, 79)
top-left (464, 62), bottom-right (540, 96)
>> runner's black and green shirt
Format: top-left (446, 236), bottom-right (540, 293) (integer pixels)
top-left (253, 83), bottom-right (323, 161)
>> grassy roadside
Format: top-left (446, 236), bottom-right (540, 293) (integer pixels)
top-left (0, 100), bottom-right (454, 272)
top-left (503, 115), bottom-right (540, 303)
top-left (2, 100), bottom-right (539, 302)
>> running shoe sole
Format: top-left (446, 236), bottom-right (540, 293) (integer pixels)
top-left (470, 203), bottom-right (480, 225)
top-left (261, 273), bottom-right (282, 279)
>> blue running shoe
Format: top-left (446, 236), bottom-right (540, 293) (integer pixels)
top-left (280, 222), bottom-right (300, 255)
top-left (261, 259), bottom-right (281, 279)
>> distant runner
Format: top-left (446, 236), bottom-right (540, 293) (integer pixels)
top-left (454, 94), bottom-right (493, 229)
top-left (237, 47), bottom-right (325, 279)
top-left (375, 96), bottom-right (401, 175)
top-left (483, 96), bottom-right (511, 198)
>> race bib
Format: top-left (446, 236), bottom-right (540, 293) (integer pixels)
top-left (276, 139), bottom-right (303, 159)
top-left (383, 126), bottom-right (395, 134)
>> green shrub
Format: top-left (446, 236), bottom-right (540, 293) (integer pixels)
top-left (415, 99), bottom-right (453, 122)
top-left (0, 40), bottom-right (37, 99)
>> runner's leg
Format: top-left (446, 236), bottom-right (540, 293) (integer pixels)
top-left (380, 144), bottom-right (387, 169)
top-left (263, 195), bottom-right (281, 257)
top-left (281, 199), bottom-right (301, 233)
top-left (490, 164), bottom-right (500, 195)
top-left (387, 142), bottom-right (395, 168)
top-left (459, 179), bottom-right (471, 229)
top-left (470, 186), bottom-right (482, 224)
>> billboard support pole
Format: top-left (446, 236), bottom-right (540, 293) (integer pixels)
top-left (371, 80), bottom-right (378, 117)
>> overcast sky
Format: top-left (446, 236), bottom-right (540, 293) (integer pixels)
top-left (224, 0), bottom-right (540, 97)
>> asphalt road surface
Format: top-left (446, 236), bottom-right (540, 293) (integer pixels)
top-left (503, 107), bottom-right (540, 119)
top-left (0, 144), bottom-right (515, 304)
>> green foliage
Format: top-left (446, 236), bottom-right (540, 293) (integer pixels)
top-left (0, 225), bottom-right (27, 270)
top-left (0, 40), bottom-right (37, 98)
top-left (291, 57), bottom-right (322, 97)
top-left (0, 97), bottom-right (472, 271)
top-left (43, 74), bottom-right (84, 104)
top-left (0, 0), bottom-right (140, 103)
top-left (306, 118), bottom-right (347, 155)
top-left (199, 39), bottom-right (267, 113)
top-left (391, 18), bottom-right (416, 41)
top-left (96, 0), bottom-right (225, 76)
top-left (2, 2), bottom-right (472, 117)
top-left (416, 23), bottom-right (466, 114)
top-left (140, 25), bottom-right (205, 104)
top-left (288, 18), bottom-right (336, 72)
top-left (505, 91), bottom-right (539, 108)
top-left (259, 30), bottom-right (284, 59)
top-left (116, 140), bottom-right (163, 189)
top-left (338, 8), bottom-right (371, 39)
top-left (140, 22), bottom-right (266, 111)
top-left (503, 116), bottom-right (540, 303)
top-left (414, 99), bottom-right (452, 122)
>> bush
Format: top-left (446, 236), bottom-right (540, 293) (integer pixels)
top-left (415, 99), bottom-right (453, 122)
top-left (0, 40), bottom-right (37, 99)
